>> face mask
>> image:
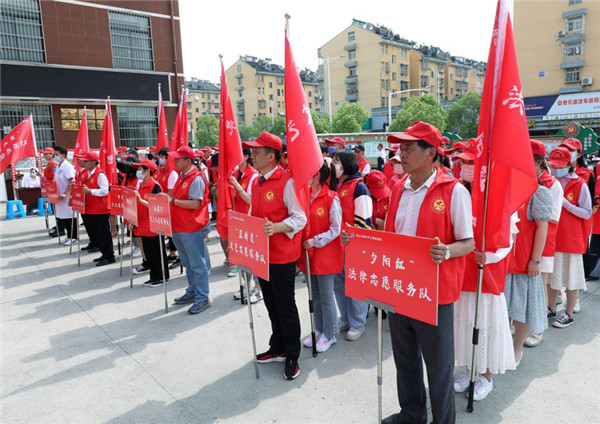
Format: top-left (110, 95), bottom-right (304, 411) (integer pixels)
top-left (328, 147), bottom-right (335, 156)
top-left (158, 158), bottom-right (166, 166)
top-left (551, 168), bottom-right (569, 178)
top-left (308, 178), bottom-right (314, 187)
top-left (30, 172), bottom-right (36, 177)
top-left (571, 152), bottom-right (577, 163)
top-left (393, 163), bottom-right (404, 175)
top-left (136, 170), bottom-right (144, 180)
top-left (116, 157), bottom-right (122, 163)
top-left (54, 155), bottom-right (61, 161)
top-left (461, 164), bottom-right (475, 182)
top-left (334, 163), bottom-right (343, 178)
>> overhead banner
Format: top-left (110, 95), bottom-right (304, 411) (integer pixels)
top-left (228, 211), bottom-right (269, 281)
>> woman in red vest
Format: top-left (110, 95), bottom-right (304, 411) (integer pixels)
top-left (547, 147), bottom-right (592, 328)
top-left (298, 162), bottom-right (343, 353)
top-left (505, 143), bottom-right (553, 366)
top-left (452, 143), bottom-right (516, 401)
top-left (332, 149), bottom-right (373, 341)
top-left (132, 160), bottom-right (169, 286)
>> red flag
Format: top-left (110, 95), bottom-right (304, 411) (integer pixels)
top-left (156, 84), bottom-right (169, 151)
top-left (284, 17), bottom-right (323, 218)
top-left (0, 115), bottom-right (37, 175)
top-left (74, 108), bottom-right (90, 174)
top-left (169, 86), bottom-right (188, 152)
top-left (100, 99), bottom-right (118, 185)
top-left (472, 0), bottom-right (538, 251)
top-left (217, 59), bottom-right (244, 240)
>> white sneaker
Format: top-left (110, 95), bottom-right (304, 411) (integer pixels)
top-left (233, 290), bottom-right (242, 300)
top-left (63, 238), bottom-right (78, 246)
top-left (132, 247), bottom-right (141, 258)
top-left (61, 237), bottom-right (70, 245)
top-left (303, 331), bottom-right (323, 348)
top-left (473, 375), bottom-right (493, 401)
top-left (524, 333), bottom-right (543, 347)
top-left (573, 299), bottom-right (581, 313)
top-left (249, 289), bottom-right (263, 304)
top-left (454, 369), bottom-right (471, 393)
top-left (316, 335), bottom-right (337, 352)
top-left (346, 326), bottom-right (365, 341)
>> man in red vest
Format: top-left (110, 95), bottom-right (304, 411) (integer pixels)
top-left (353, 144), bottom-right (371, 176)
top-left (376, 121), bottom-right (474, 424)
top-left (167, 146), bottom-right (211, 314)
top-left (80, 151), bottom-right (115, 267)
top-left (243, 131), bottom-right (307, 380)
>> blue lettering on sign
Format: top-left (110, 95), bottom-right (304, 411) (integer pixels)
top-left (539, 71), bottom-right (547, 77)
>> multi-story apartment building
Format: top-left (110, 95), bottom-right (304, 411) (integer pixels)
top-left (185, 78), bottom-right (220, 135)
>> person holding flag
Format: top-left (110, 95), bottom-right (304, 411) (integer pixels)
top-left (378, 121), bottom-right (474, 424)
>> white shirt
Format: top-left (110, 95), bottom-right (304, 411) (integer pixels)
top-left (88, 167), bottom-right (109, 197)
top-left (22, 174), bottom-right (41, 188)
top-left (392, 169), bottom-right (473, 241)
top-left (55, 160), bottom-right (75, 218)
top-left (361, 163), bottom-right (371, 176)
top-left (558, 173), bottom-right (592, 220)
top-left (167, 169), bottom-right (178, 190)
top-left (549, 179), bottom-right (564, 223)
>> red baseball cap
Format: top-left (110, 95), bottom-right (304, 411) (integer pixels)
top-left (560, 137), bottom-right (582, 152)
top-left (387, 121), bottom-right (444, 155)
top-left (445, 141), bottom-right (466, 154)
top-left (365, 170), bottom-right (390, 200)
top-left (195, 149), bottom-right (205, 159)
top-left (243, 131), bottom-right (283, 151)
top-left (386, 144), bottom-right (399, 153)
top-left (530, 139), bottom-right (547, 158)
top-left (136, 159), bottom-right (157, 172)
top-left (41, 148), bottom-right (55, 154)
top-left (81, 151), bottom-right (99, 161)
top-left (117, 146), bottom-right (128, 153)
top-left (456, 139), bottom-right (478, 161)
top-left (168, 146), bottom-right (195, 160)
top-left (441, 136), bottom-right (450, 145)
top-left (548, 147), bottom-right (571, 168)
top-left (324, 137), bottom-right (346, 148)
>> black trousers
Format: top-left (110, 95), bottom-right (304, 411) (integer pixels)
top-left (141, 235), bottom-right (170, 282)
top-left (388, 303), bottom-right (455, 424)
top-left (81, 214), bottom-right (96, 247)
top-left (56, 217), bottom-right (78, 239)
top-left (87, 213), bottom-right (114, 260)
top-left (258, 262), bottom-right (301, 360)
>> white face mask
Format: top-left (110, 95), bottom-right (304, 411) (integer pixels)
top-left (460, 164), bottom-right (475, 182)
top-left (334, 163), bottom-right (343, 178)
top-left (136, 170), bottom-right (144, 180)
top-left (551, 168), bottom-right (569, 179)
top-left (393, 163), bottom-right (404, 175)
top-left (158, 158), bottom-right (166, 166)
top-left (30, 172), bottom-right (36, 177)
top-left (570, 152), bottom-right (577, 163)
top-left (54, 155), bottom-right (61, 161)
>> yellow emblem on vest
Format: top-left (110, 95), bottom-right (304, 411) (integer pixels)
top-left (566, 192), bottom-right (574, 202)
top-left (340, 189), bottom-right (348, 198)
top-left (182, 182), bottom-right (188, 189)
top-left (265, 190), bottom-right (275, 201)
top-left (89, 177), bottom-right (95, 185)
top-left (143, 194), bottom-right (148, 200)
top-left (242, 183), bottom-right (247, 190)
top-left (316, 207), bottom-right (325, 217)
top-left (384, 204), bottom-right (388, 211)
top-left (432, 197), bottom-right (446, 213)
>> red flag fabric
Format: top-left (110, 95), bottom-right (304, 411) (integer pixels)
top-left (216, 60), bottom-right (243, 240)
top-left (156, 84), bottom-right (169, 151)
top-left (0, 115), bottom-right (37, 175)
top-left (284, 17), bottom-right (323, 219)
top-left (472, 0), bottom-right (538, 251)
top-left (169, 86), bottom-right (188, 152)
top-left (100, 99), bottom-right (118, 185)
top-left (74, 109), bottom-right (90, 174)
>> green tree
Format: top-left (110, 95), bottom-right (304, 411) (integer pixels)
top-left (389, 95), bottom-right (447, 133)
top-left (445, 92), bottom-right (481, 139)
top-left (270, 116), bottom-right (287, 136)
top-left (312, 111), bottom-right (331, 134)
top-left (332, 103), bottom-right (369, 133)
top-left (252, 116), bottom-right (274, 134)
top-left (238, 124), bottom-right (259, 141)
top-left (194, 115), bottom-right (219, 146)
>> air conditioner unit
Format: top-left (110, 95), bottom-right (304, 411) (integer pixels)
top-left (557, 30), bottom-right (566, 37)
top-left (582, 77), bottom-right (593, 86)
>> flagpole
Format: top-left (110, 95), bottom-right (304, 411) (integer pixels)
top-left (304, 250), bottom-right (318, 357)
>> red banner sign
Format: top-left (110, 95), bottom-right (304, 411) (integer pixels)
top-left (148, 193), bottom-right (172, 237)
top-left (110, 185), bottom-right (123, 216)
top-left (45, 180), bottom-right (60, 203)
top-left (344, 225), bottom-right (439, 326)
top-left (122, 187), bottom-right (138, 226)
top-left (228, 211), bottom-right (269, 281)
top-left (71, 183), bottom-right (85, 214)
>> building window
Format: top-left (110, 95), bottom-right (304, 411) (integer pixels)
top-left (381, 45), bottom-right (384, 54)
top-left (566, 16), bottom-right (584, 34)
top-left (237, 78), bottom-right (242, 85)
top-left (381, 79), bottom-right (385, 89)
top-left (381, 97), bottom-right (386, 107)
top-left (195, 108), bottom-right (199, 113)
top-left (59, 108), bottom-right (105, 131)
top-left (268, 82), bottom-right (273, 88)
top-left (1, 103), bottom-right (53, 148)
top-left (277, 89), bottom-right (281, 97)
top-left (568, 0), bottom-right (582, 5)
top-left (0, 0), bottom-right (45, 63)
top-left (237, 64), bottom-right (241, 72)
top-left (349, 50), bottom-right (356, 60)
top-left (238, 91), bottom-right (242, 98)
top-left (202, 102), bottom-right (206, 108)
top-left (565, 67), bottom-right (580, 83)
top-left (401, 81), bottom-right (409, 91)
top-left (349, 67), bottom-right (357, 76)
top-left (565, 42), bottom-right (583, 57)
top-left (186, 102), bottom-right (192, 108)
top-left (116, 106), bottom-right (158, 148)
top-left (109, 11), bottom-right (153, 71)
top-left (450, 74), bottom-right (454, 81)
top-left (421, 75), bottom-right (429, 87)
top-left (348, 31), bottom-right (355, 42)
top-left (269, 94), bottom-right (273, 100)
top-left (400, 64), bottom-right (409, 76)
top-left (381, 61), bottom-right (384, 71)
top-left (392, 55), bottom-right (397, 64)
top-left (308, 91), bottom-right (312, 97)
top-left (392, 72), bottom-right (397, 81)
top-left (450, 88), bottom-right (454, 95)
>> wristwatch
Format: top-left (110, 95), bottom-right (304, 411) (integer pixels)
top-left (531, 258), bottom-right (541, 265)
top-left (444, 246), bottom-right (451, 260)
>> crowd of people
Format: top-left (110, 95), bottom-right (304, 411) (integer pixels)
top-left (35, 121), bottom-right (598, 423)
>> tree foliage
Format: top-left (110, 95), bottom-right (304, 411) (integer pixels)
top-left (194, 115), bottom-right (219, 147)
top-left (311, 111), bottom-right (331, 134)
top-left (332, 103), bottom-right (368, 133)
top-left (389, 95), bottom-right (447, 133)
top-left (445, 92), bottom-right (481, 139)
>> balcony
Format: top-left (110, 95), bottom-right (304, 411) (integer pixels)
top-left (236, 99), bottom-right (244, 104)
top-left (234, 73), bottom-right (243, 79)
top-left (235, 86), bottom-right (243, 92)
top-left (344, 60), bottom-right (358, 68)
top-left (345, 94), bottom-right (358, 101)
top-left (561, 59), bottom-right (584, 69)
top-left (344, 43), bottom-right (357, 51)
top-left (345, 76), bottom-right (358, 84)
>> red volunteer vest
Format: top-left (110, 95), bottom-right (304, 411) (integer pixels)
top-left (384, 172), bottom-right (466, 304)
top-left (555, 177), bottom-right (588, 254)
top-left (44, 159), bottom-right (58, 181)
top-left (298, 185), bottom-right (344, 275)
top-left (75, 168), bottom-right (88, 184)
top-left (171, 167), bottom-right (210, 233)
top-left (358, 158), bottom-right (369, 174)
top-left (540, 171), bottom-right (558, 257)
top-left (575, 165), bottom-right (594, 238)
top-left (337, 178), bottom-right (361, 227)
top-left (157, 165), bottom-right (176, 193)
top-left (234, 165), bottom-right (258, 215)
top-left (594, 163), bottom-right (600, 235)
top-left (462, 252), bottom-right (510, 295)
top-left (250, 166), bottom-right (302, 265)
top-left (508, 198), bottom-right (537, 274)
top-left (134, 177), bottom-right (160, 237)
top-left (84, 168), bottom-right (110, 215)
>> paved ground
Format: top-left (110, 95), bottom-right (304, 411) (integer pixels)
top-left (1, 214), bottom-right (600, 423)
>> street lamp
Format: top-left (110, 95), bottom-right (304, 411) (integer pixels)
top-left (388, 88), bottom-right (431, 129)
top-left (326, 54), bottom-right (345, 125)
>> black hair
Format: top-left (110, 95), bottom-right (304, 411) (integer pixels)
top-left (416, 140), bottom-right (440, 163)
top-left (127, 148), bottom-right (138, 156)
top-left (158, 147), bottom-right (169, 157)
top-left (55, 145), bottom-right (67, 156)
top-left (316, 161), bottom-right (330, 186)
top-left (141, 165), bottom-right (155, 176)
top-left (263, 146), bottom-right (281, 163)
top-left (334, 149), bottom-right (359, 176)
top-left (577, 154), bottom-right (587, 169)
top-left (242, 147), bottom-right (252, 157)
top-left (210, 152), bottom-right (219, 168)
top-left (378, 143), bottom-right (383, 148)
top-left (320, 144), bottom-right (328, 154)
top-left (388, 150), bottom-right (395, 159)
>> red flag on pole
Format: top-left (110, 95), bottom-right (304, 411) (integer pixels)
top-left (216, 57), bottom-right (243, 240)
top-left (74, 108), bottom-right (90, 174)
top-left (156, 84), bottom-right (169, 151)
top-left (100, 98), bottom-right (118, 185)
top-left (472, 0), bottom-right (538, 252)
top-left (169, 86), bottom-right (188, 152)
top-left (284, 16), bottom-right (323, 218)
top-left (0, 115), bottom-right (37, 175)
